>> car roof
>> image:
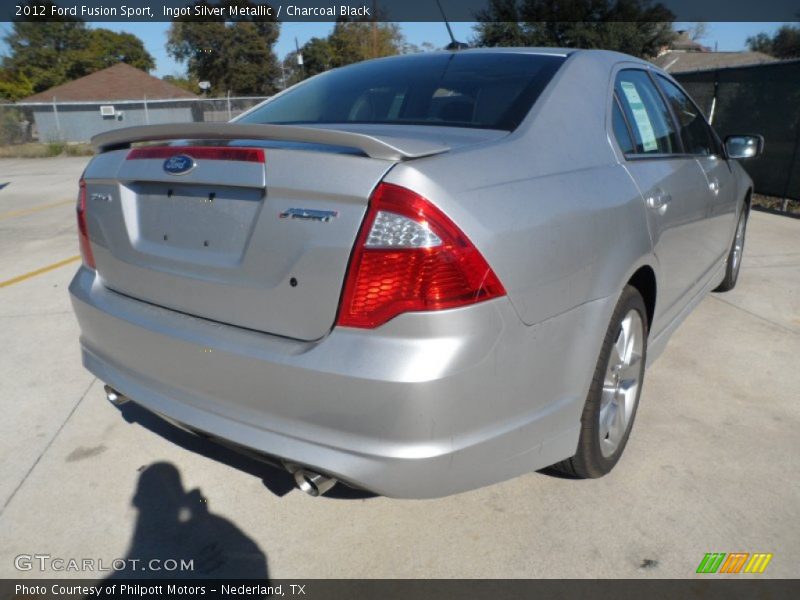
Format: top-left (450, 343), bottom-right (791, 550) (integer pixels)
top-left (356, 47), bottom-right (655, 71)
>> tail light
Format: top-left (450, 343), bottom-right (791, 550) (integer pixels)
top-left (77, 179), bottom-right (95, 269)
top-left (337, 183), bottom-right (506, 329)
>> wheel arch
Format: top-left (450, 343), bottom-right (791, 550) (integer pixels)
top-left (626, 264), bottom-right (657, 334)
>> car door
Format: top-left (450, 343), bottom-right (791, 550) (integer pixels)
top-left (654, 74), bottom-right (738, 267)
top-left (612, 69), bottom-right (717, 332)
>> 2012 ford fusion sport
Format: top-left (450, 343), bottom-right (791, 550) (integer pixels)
top-left (69, 49), bottom-right (761, 498)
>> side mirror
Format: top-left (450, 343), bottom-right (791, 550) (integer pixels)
top-left (725, 135), bottom-right (764, 159)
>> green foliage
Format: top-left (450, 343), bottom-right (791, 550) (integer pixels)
top-left (746, 33), bottom-right (774, 54)
top-left (0, 70), bottom-right (34, 101)
top-left (301, 37), bottom-right (335, 76)
top-left (280, 21), bottom-right (406, 88)
top-left (747, 25), bottom-right (800, 58)
top-left (327, 21), bottom-right (405, 66)
top-left (1, 1), bottom-right (155, 95)
top-left (166, 0), bottom-right (281, 95)
top-left (79, 29), bottom-right (156, 72)
top-left (63, 142), bottom-right (95, 156)
top-left (162, 75), bottom-right (201, 93)
top-left (472, 0), bottom-right (676, 58)
top-left (0, 108), bottom-right (27, 145)
top-left (0, 141), bottom-right (94, 158)
top-left (46, 141), bottom-right (66, 156)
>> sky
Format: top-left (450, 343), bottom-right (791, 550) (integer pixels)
top-left (0, 21), bottom-right (788, 78)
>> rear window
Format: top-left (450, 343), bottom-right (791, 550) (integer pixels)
top-left (239, 53), bottom-right (566, 131)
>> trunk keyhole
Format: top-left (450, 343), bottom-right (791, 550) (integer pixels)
top-left (290, 278), bottom-right (298, 287)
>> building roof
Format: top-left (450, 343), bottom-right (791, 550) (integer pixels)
top-left (22, 63), bottom-right (198, 103)
top-left (652, 51), bottom-right (778, 73)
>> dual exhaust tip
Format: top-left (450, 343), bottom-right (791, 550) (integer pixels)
top-left (292, 468), bottom-right (338, 497)
top-left (104, 384), bottom-right (129, 406)
top-left (104, 385), bottom-right (338, 497)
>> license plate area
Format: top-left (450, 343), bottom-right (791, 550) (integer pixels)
top-left (129, 182), bottom-right (263, 262)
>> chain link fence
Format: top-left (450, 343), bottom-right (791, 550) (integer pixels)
top-left (675, 60), bottom-right (800, 206)
top-left (0, 96), bottom-right (269, 147)
top-left (4, 64), bottom-right (799, 208)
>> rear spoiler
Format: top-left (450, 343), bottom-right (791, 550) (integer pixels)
top-left (91, 123), bottom-right (450, 161)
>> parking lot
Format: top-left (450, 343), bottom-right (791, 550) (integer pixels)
top-left (0, 156), bottom-right (798, 579)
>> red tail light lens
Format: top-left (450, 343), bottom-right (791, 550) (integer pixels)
top-left (77, 179), bottom-right (95, 269)
top-left (337, 183), bottom-right (506, 329)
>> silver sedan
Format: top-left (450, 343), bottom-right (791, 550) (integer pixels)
top-left (70, 48), bottom-right (760, 498)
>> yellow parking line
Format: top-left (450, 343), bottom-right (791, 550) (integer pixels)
top-left (0, 255), bottom-right (80, 289)
top-left (0, 199), bottom-right (74, 221)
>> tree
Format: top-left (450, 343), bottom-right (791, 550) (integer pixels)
top-left (746, 32), bottom-right (774, 55)
top-left (747, 24), bottom-right (800, 58)
top-left (2, 1), bottom-right (155, 94)
top-left (280, 37), bottom-right (332, 88)
top-left (280, 21), bottom-right (407, 87)
top-left (80, 29), bottom-right (155, 72)
top-left (162, 75), bottom-right (200, 93)
top-left (166, 0), bottom-right (281, 95)
top-left (327, 20), bottom-right (406, 67)
top-left (472, 0), bottom-right (676, 59)
top-left (0, 69), bottom-right (34, 101)
top-left (402, 41), bottom-right (437, 55)
top-left (299, 37), bottom-right (334, 76)
top-left (2, 8), bottom-right (89, 93)
top-left (279, 22), bottom-right (406, 88)
top-left (687, 22), bottom-right (708, 42)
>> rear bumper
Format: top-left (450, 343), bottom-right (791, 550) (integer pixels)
top-left (70, 267), bottom-right (612, 498)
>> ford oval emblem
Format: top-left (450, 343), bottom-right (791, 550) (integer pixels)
top-left (163, 154), bottom-right (196, 175)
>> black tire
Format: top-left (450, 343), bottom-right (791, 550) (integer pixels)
top-left (714, 205), bottom-right (748, 293)
top-left (552, 285), bottom-right (648, 478)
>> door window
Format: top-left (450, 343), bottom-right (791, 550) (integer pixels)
top-left (656, 75), bottom-right (717, 156)
top-left (615, 70), bottom-right (679, 155)
top-left (612, 96), bottom-right (636, 155)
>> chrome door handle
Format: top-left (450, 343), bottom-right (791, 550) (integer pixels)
top-left (709, 178), bottom-right (720, 195)
top-left (646, 191), bottom-right (672, 214)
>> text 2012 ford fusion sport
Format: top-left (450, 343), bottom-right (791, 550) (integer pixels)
top-left (69, 49), bottom-right (761, 498)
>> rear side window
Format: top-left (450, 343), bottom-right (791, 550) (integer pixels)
top-left (656, 75), bottom-right (717, 156)
top-left (612, 97), bottom-right (635, 155)
top-left (615, 70), bottom-right (679, 155)
top-left (239, 53), bottom-right (566, 131)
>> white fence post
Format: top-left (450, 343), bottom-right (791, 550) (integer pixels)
top-left (52, 96), bottom-right (61, 140)
top-left (143, 95), bottom-right (150, 124)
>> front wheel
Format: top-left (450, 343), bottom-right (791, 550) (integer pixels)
top-left (552, 285), bottom-right (648, 478)
top-left (714, 206), bottom-right (748, 292)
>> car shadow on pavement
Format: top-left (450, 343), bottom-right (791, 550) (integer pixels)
top-left (116, 401), bottom-right (376, 500)
top-left (104, 462), bottom-right (269, 580)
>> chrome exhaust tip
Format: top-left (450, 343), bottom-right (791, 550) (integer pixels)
top-left (104, 384), bottom-right (128, 406)
top-left (293, 469), bottom-right (337, 497)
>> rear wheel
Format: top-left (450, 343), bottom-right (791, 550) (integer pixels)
top-left (714, 205), bottom-right (748, 292)
top-left (552, 285), bottom-right (648, 478)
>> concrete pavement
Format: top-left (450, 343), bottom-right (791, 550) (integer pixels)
top-left (0, 157), bottom-right (798, 579)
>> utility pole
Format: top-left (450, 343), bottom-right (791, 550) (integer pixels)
top-left (279, 62), bottom-right (287, 90)
top-left (295, 37), bottom-right (305, 76)
top-left (371, 0), bottom-right (378, 58)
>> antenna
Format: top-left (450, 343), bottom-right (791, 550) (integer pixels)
top-left (435, 0), bottom-right (468, 50)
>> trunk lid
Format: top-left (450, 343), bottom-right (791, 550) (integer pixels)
top-left (82, 124), bottom-right (502, 340)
